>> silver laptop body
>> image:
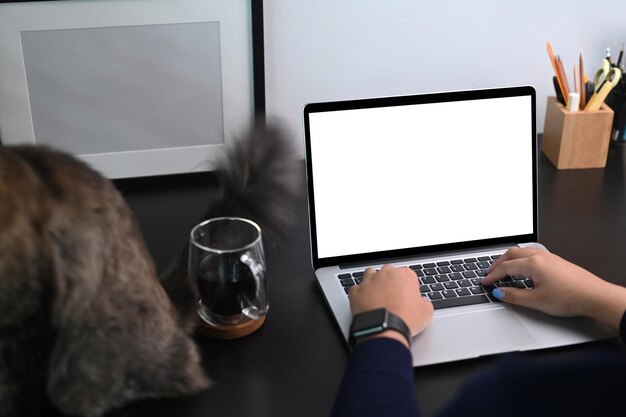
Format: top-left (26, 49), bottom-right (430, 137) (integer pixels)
top-left (303, 86), bottom-right (614, 367)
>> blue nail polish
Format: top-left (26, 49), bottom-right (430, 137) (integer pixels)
top-left (492, 288), bottom-right (505, 300)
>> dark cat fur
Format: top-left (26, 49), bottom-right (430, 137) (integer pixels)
top-left (0, 122), bottom-right (301, 417)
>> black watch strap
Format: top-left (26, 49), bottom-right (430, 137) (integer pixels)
top-left (349, 308), bottom-right (411, 348)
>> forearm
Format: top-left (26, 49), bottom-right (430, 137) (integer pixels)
top-left (580, 281), bottom-right (626, 333)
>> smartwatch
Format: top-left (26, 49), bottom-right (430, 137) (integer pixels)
top-left (349, 308), bottom-right (411, 348)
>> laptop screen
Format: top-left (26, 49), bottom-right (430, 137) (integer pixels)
top-left (304, 87), bottom-right (536, 267)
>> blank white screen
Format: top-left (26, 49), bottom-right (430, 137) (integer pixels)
top-left (309, 95), bottom-right (534, 259)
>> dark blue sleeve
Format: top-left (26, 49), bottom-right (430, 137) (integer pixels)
top-left (330, 338), bottom-right (420, 417)
top-left (437, 312), bottom-right (626, 417)
top-left (438, 351), bottom-right (626, 417)
top-left (331, 311), bottom-right (626, 417)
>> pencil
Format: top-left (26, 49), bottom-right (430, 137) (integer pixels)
top-left (547, 42), bottom-right (567, 100)
top-left (556, 55), bottom-right (571, 98)
top-left (579, 53), bottom-right (586, 109)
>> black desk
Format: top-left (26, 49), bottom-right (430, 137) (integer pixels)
top-left (114, 143), bottom-right (626, 417)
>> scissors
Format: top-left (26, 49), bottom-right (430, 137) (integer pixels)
top-left (585, 59), bottom-right (622, 111)
top-left (592, 58), bottom-right (620, 93)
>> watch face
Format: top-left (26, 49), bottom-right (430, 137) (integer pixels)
top-left (352, 308), bottom-right (387, 338)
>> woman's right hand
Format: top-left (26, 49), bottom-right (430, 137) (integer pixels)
top-left (483, 247), bottom-right (626, 332)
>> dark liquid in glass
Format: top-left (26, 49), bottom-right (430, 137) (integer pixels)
top-left (197, 255), bottom-right (256, 316)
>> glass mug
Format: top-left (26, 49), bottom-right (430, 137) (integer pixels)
top-left (189, 217), bottom-right (268, 327)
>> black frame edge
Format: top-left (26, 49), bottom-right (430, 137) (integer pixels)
top-left (251, 0), bottom-right (266, 120)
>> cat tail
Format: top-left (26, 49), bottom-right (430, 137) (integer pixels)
top-left (159, 120), bottom-right (303, 330)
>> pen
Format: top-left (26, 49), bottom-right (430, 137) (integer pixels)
top-left (618, 43), bottom-right (625, 72)
top-left (606, 47), bottom-right (614, 66)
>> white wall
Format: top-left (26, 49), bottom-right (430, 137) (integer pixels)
top-left (264, 0), bottom-right (626, 155)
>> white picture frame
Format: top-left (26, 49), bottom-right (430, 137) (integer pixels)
top-left (0, 0), bottom-right (264, 178)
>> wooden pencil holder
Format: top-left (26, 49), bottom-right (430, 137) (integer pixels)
top-left (542, 96), bottom-right (614, 169)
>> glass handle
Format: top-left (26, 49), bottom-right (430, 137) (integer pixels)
top-left (240, 252), bottom-right (268, 316)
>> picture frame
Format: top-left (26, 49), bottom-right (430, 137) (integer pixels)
top-left (0, 0), bottom-right (265, 178)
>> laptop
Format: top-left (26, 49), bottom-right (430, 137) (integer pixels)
top-left (303, 86), bottom-right (614, 367)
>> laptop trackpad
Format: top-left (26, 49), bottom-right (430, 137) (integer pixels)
top-left (411, 308), bottom-right (536, 367)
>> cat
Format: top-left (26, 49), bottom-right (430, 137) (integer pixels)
top-left (0, 122), bottom-right (301, 417)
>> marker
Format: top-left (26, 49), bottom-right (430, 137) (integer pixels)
top-left (552, 76), bottom-right (565, 104)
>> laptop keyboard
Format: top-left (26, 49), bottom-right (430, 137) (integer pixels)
top-left (337, 254), bottom-right (534, 310)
